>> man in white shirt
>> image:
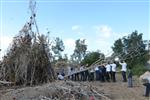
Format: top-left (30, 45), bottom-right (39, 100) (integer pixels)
top-left (105, 62), bottom-right (111, 82)
top-left (110, 61), bottom-right (117, 82)
top-left (67, 66), bottom-right (71, 80)
top-left (119, 60), bottom-right (127, 82)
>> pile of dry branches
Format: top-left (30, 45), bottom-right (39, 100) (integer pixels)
top-left (0, 22), bottom-right (55, 86)
top-left (0, 81), bottom-right (111, 100)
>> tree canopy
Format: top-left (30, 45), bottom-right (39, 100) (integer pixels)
top-left (81, 51), bottom-right (105, 66)
top-left (71, 39), bottom-right (87, 64)
top-left (112, 30), bottom-right (149, 75)
top-left (52, 37), bottom-right (65, 59)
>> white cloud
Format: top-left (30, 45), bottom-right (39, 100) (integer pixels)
top-left (72, 25), bottom-right (80, 31)
top-left (114, 32), bottom-right (129, 38)
top-left (0, 36), bottom-right (13, 59)
top-left (64, 38), bottom-right (75, 49)
top-left (71, 25), bottom-right (83, 35)
top-left (94, 25), bottom-right (113, 38)
top-left (93, 25), bottom-right (130, 55)
top-left (64, 38), bottom-right (75, 55)
top-left (95, 39), bottom-right (112, 56)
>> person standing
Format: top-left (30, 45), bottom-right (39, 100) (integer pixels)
top-left (110, 61), bottom-right (117, 82)
top-left (67, 65), bottom-right (71, 80)
top-left (80, 65), bottom-right (84, 81)
top-left (74, 67), bottom-right (79, 81)
top-left (105, 62), bottom-right (111, 82)
top-left (89, 68), bottom-right (94, 81)
top-left (128, 68), bottom-right (133, 87)
top-left (143, 79), bottom-right (150, 97)
top-left (84, 69), bottom-right (89, 81)
top-left (95, 65), bottom-right (100, 81)
top-left (98, 65), bottom-right (102, 81)
top-left (70, 67), bottom-right (74, 81)
top-left (101, 64), bottom-right (106, 82)
top-left (119, 61), bottom-right (127, 82)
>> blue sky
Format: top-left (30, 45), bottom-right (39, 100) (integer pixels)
top-left (0, 0), bottom-right (149, 59)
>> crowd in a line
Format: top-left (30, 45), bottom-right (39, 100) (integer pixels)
top-left (66, 61), bottom-right (127, 83)
top-left (58, 61), bottom-right (130, 84)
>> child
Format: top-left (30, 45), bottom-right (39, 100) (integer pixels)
top-left (128, 68), bottom-right (133, 88)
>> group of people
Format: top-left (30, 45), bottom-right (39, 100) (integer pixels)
top-left (57, 61), bottom-right (130, 84)
top-left (67, 61), bottom-right (129, 83)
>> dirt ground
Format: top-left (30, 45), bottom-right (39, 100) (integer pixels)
top-left (82, 74), bottom-right (149, 100)
top-left (0, 74), bottom-right (149, 100)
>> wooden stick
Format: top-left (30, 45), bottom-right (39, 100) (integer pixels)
top-left (0, 80), bottom-right (14, 84)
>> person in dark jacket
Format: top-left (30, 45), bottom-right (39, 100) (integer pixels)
top-left (95, 66), bottom-right (100, 81)
top-left (101, 64), bottom-right (106, 82)
top-left (98, 65), bottom-right (102, 81)
top-left (143, 79), bottom-right (150, 97)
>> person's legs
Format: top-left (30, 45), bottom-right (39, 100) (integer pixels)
top-left (77, 73), bottom-right (79, 81)
top-left (106, 72), bottom-right (110, 82)
top-left (124, 72), bottom-right (127, 82)
top-left (109, 71), bottom-right (113, 81)
top-left (71, 74), bottom-right (74, 81)
top-left (96, 71), bottom-right (99, 81)
top-left (80, 72), bottom-right (83, 81)
top-left (128, 77), bottom-right (133, 87)
top-left (122, 71), bottom-right (127, 82)
top-left (112, 72), bottom-right (116, 82)
top-left (145, 86), bottom-right (149, 97)
top-left (99, 72), bottom-right (102, 81)
top-left (82, 72), bottom-right (85, 81)
top-left (101, 74), bottom-right (105, 82)
top-left (91, 72), bottom-right (94, 81)
top-left (74, 74), bottom-right (77, 81)
top-left (110, 71), bottom-right (113, 81)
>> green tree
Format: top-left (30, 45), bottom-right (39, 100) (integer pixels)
top-left (71, 39), bottom-right (87, 64)
top-left (112, 30), bottom-right (149, 76)
top-left (81, 51), bottom-right (105, 66)
top-left (52, 37), bottom-right (65, 59)
top-left (112, 38), bottom-right (124, 54)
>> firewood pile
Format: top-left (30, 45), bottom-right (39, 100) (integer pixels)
top-left (0, 12), bottom-right (56, 86)
top-left (0, 81), bottom-right (111, 100)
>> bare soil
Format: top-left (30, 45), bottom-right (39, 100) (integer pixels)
top-left (0, 74), bottom-right (149, 100)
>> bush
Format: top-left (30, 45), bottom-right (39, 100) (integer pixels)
top-left (132, 64), bottom-right (148, 76)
